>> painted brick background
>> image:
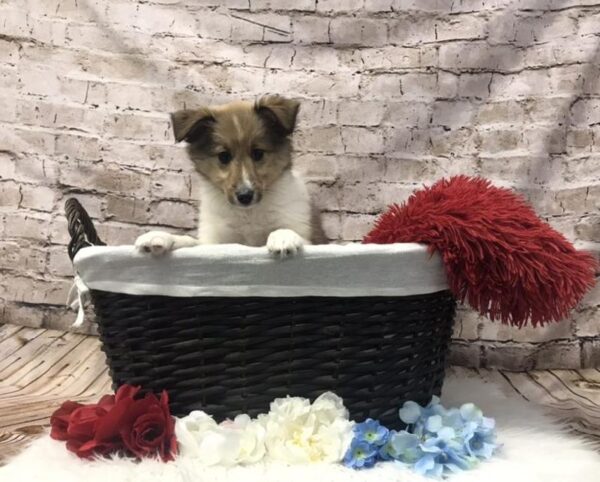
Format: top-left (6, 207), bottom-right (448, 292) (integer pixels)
top-left (0, 0), bottom-right (598, 369)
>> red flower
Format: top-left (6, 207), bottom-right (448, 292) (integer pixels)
top-left (94, 388), bottom-right (177, 462)
top-left (119, 391), bottom-right (177, 461)
top-left (66, 404), bottom-right (114, 458)
top-left (49, 385), bottom-right (177, 462)
top-left (50, 401), bottom-right (83, 441)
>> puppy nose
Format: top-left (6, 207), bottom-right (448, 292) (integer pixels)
top-left (235, 188), bottom-right (255, 206)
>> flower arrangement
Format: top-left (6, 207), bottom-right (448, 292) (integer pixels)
top-left (50, 386), bottom-right (497, 479)
top-left (343, 396), bottom-right (499, 478)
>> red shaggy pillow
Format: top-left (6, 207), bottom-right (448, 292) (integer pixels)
top-left (364, 176), bottom-right (597, 327)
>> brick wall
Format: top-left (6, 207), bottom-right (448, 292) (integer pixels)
top-left (0, 0), bottom-right (598, 369)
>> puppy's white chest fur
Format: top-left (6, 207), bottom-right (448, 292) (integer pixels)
top-left (198, 171), bottom-right (312, 246)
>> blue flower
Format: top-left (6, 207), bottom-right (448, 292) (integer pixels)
top-left (465, 430), bottom-right (496, 460)
top-left (342, 439), bottom-right (378, 469)
top-left (413, 428), bottom-right (478, 478)
top-left (399, 401), bottom-right (423, 425)
top-left (460, 403), bottom-right (483, 423)
top-left (354, 418), bottom-right (390, 447)
top-left (457, 403), bottom-right (498, 460)
top-left (464, 427), bottom-right (497, 459)
top-left (399, 396), bottom-right (445, 426)
top-left (379, 431), bottom-right (424, 464)
top-left (413, 454), bottom-right (444, 479)
top-left (344, 399), bottom-right (498, 478)
top-left (395, 399), bottom-right (498, 478)
top-left (438, 408), bottom-right (465, 432)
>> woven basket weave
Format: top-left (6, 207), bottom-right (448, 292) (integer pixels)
top-left (66, 198), bottom-right (456, 427)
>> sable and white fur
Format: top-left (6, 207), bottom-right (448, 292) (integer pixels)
top-left (135, 96), bottom-right (325, 257)
top-left (195, 171), bottom-right (312, 251)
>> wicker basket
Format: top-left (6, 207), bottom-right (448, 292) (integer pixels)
top-left (66, 199), bottom-right (456, 427)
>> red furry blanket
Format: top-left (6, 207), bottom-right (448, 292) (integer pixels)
top-left (364, 176), bottom-right (597, 327)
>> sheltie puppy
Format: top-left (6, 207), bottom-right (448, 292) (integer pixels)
top-left (135, 95), bottom-right (325, 257)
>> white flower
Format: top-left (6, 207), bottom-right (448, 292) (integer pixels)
top-left (174, 411), bottom-right (218, 461)
top-left (311, 392), bottom-right (350, 424)
top-left (313, 418), bottom-right (355, 462)
top-left (175, 411), bottom-right (237, 466)
top-left (180, 410), bottom-right (218, 433)
top-left (175, 392), bottom-right (353, 466)
top-left (260, 392), bottom-right (354, 464)
top-left (269, 396), bottom-right (312, 422)
top-left (175, 411), bottom-right (266, 466)
top-left (230, 414), bottom-right (266, 464)
top-left (197, 426), bottom-right (241, 466)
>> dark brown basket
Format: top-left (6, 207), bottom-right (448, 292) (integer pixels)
top-left (66, 198), bottom-right (456, 427)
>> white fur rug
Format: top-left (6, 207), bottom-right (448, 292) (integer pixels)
top-left (2, 370), bottom-right (599, 482)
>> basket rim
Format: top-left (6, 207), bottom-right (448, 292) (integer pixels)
top-left (74, 241), bottom-right (433, 260)
top-left (72, 243), bottom-right (449, 299)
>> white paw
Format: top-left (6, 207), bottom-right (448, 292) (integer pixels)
top-left (135, 231), bottom-right (175, 256)
top-left (266, 229), bottom-right (305, 258)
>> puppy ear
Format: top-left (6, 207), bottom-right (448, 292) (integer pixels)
top-left (255, 95), bottom-right (300, 138)
top-left (171, 107), bottom-right (215, 144)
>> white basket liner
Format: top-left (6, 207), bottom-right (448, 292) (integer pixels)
top-left (72, 243), bottom-right (449, 298)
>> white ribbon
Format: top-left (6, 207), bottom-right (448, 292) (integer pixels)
top-left (66, 275), bottom-right (90, 327)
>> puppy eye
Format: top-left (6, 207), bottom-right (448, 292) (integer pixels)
top-left (251, 149), bottom-right (264, 162)
top-left (218, 151), bottom-right (232, 164)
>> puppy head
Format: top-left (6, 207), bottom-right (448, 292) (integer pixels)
top-left (171, 96), bottom-right (300, 208)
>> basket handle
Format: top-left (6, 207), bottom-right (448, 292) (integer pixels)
top-left (65, 198), bottom-right (106, 260)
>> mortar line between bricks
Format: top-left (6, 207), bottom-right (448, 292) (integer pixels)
top-left (518, 4), bottom-right (600, 13)
top-left (14, 37), bottom-right (596, 67)
top-left (229, 13), bottom-right (290, 35)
